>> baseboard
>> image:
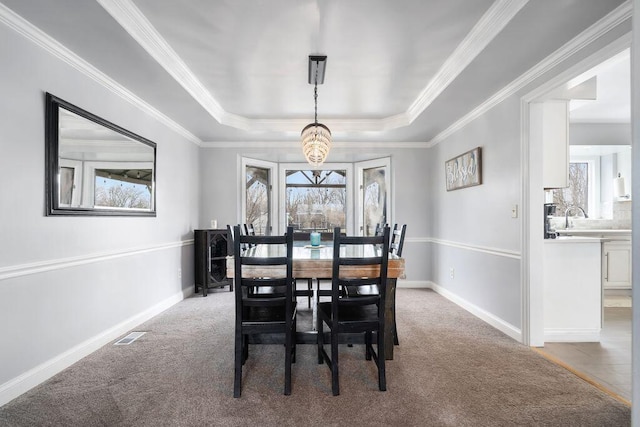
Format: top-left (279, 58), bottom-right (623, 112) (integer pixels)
top-left (0, 288), bottom-right (190, 407)
top-left (544, 329), bottom-right (601, 342)
top-left (396, 280), bottom-right (431, 289)
top-left (429, 281), bottom-right (522, 342)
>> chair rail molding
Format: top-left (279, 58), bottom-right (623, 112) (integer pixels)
top-left (428, 237), bottom-right (521, 260)
top-left (0, 240), bottom-right (194, 281)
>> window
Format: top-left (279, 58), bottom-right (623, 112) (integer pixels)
top-left (356, 158), bottom-right (391, 236)
top-left (82, 161), bottom-right (154, 211)
top-left (284, 169), bottom-right (347, 233)
top-left (361, 166), bottom-right (388, 236)
top-left (552, 162), bottom-right (589, 215)
top-left (242, 158), bottom-right (389, 236)
top-left (94, 169), bottom-right (153, 209)
top-left (245, 166), bottom-right (270, 235)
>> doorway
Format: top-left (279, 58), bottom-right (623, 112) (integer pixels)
top-left (523, 42), bottom-right (631, 402)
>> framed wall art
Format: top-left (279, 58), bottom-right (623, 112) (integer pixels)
top-left (445, 147), bottom-right (482, 191)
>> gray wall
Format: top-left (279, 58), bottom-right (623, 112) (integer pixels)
top-left (427, 96), bottom-right (523, 330)
top-left (0, 23), bottom-right (199, 403)
top-left (570, 123), bottom-right (632, 145)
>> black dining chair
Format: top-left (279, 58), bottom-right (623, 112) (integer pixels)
top-left (317, 226), bottom-right (390, 396)
top-left (374, 222), bottom-right (388, 237)
top-left (233, 225), bottom-right (296, 397)
top-left (244, 223), bottom-right (256, 236)
top-left (390, 224), bottom-right (406, 257)
top-left (388, 224), bottom-right (406, 345)
top-left (243, 223), bottom-right (257, 248)
top-left (344, 224), bottom-right (406, 346)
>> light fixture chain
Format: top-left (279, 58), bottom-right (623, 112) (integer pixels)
top-left (313, 65), bottom-right (319, 125)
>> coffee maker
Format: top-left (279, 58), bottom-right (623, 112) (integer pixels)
top-left (544, 203), bottom-right (557, 239)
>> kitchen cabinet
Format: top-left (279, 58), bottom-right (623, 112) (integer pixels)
top-left (532, 100), bottom-right (569, 189)
top-left (602, 240), bottom-right (632, 289)
top-left (543, 237), bottom-right (601, 342)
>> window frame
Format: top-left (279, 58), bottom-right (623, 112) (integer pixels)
top-left (567, 155), bottom-right (599, 219)
top-left (240, 157), bottom-right (278, 235)
top-left (355, 157), bottom-right (392, 236)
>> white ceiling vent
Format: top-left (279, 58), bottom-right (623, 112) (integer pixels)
top-left (114, 331), bottom-right (146, 345)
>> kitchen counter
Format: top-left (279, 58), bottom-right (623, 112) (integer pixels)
top-left (556, 229), bottom-right (631, 238)
top-left (545, 236), bottom-right (603, 243)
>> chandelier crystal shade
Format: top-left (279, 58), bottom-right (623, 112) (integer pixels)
top-left (301, 56), bottom-right (331, 167)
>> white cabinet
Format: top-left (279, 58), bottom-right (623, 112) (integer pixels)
top-left (531, 101), bottom-right (569, 189)
top-left (602, 240), bottom-right (632, 289)
top-left (544, 238), bottom-right (601, 342)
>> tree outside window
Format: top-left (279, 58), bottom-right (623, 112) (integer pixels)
top-left (552, 162), bottom-right (589, 215)
top-left (245, 166), bottom-right (270, 235)
top-left (285, 169), bottom-right (346, 233)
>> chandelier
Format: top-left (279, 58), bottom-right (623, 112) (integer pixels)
top-left (301, 55), bottom-right (331, 167)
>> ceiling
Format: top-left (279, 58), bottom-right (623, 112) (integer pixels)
top-left (0, 0), bottom-right (629, 149)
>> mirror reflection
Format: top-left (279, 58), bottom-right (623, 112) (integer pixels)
top-left (46, 93), bottom-right (156, 216)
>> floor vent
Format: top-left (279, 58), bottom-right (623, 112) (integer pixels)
top-left (114, 331), bottom-right (146, 345)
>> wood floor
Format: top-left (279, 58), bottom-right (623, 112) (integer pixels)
top-left (539, 306), bottom-right (631, 403)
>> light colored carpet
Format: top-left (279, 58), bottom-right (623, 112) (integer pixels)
top-left (0, 289), bottom-right (630, 426)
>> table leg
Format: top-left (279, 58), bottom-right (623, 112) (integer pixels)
top-left (312, 278), bottom-right (318, 331)
top-left (384, 278), bottom-right (397, 360)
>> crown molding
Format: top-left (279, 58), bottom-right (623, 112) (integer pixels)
top-left (407, 0), bottom-right (528, 122)
top-left (200, 140), bottom-right (428, 149)
top-left (0, 2), bottom-right (202, 146)
top-left (97, 0), bottom-right (250, 131)
top-left (427, 0), bottom-right (632, 147)
top-left (98, 0), bottom-right (525, 134)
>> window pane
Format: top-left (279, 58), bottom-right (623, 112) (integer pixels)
top-left (245, 166), bottom-right (270, 235)
top-left (285, 169), bottom-right (346, 233)
top-left (363, 166), bottom-right (387, 236)
top-left (59, 166), bottom-right (75, 205)
top-left (552, 162), bottom-right (589, 215)
top-left (94, 169), bottom-right (152, 209)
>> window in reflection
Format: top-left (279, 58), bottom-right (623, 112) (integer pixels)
top-left (94, 169), bottom-right (152, 209)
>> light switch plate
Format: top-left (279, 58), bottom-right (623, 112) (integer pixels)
top-left (511, 204), bottom-right (518, 218)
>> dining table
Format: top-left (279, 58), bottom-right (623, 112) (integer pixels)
top-left (226, 242), bottom-right (406, 360)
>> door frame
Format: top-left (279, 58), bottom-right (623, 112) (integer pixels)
top-left (521, 35), bottom-right (631, 346)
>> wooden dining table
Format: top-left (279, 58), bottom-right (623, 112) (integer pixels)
top-left (226, 243), bottom-right (406, 360)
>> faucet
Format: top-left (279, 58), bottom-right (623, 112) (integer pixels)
top-left (565, 206), bottom-right (588, 228)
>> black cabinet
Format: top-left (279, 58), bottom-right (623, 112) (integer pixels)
top-left (194, 229), bottom-right (233, 296)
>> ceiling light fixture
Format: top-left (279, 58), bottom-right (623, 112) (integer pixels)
top-left (301, 55), bottom-right (331, 167)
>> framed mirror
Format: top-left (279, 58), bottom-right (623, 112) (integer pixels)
top-left (45, 93), bottom-right (156, 216)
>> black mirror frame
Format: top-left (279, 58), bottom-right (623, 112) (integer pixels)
top-left (45, 92), bottom-right (157, 217)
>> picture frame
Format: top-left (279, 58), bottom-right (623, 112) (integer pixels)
top-left (445, 147), bottom-right (482, 191)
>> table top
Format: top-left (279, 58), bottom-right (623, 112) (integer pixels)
top-left (227, 244), bottom-right (405, 279)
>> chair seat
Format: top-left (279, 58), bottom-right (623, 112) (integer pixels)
top-left (318, 302), bottom-right (379, 326)
top-left (344, 284), bottom-right (379, 297)
top-left (244, 303), bottom-right (297, 325)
